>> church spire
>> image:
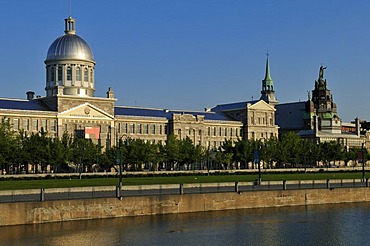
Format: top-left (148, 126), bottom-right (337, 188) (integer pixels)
top-left (264, 52), bottom-right (273, 83)
top-left (260, 52), bottom-right (278, 106)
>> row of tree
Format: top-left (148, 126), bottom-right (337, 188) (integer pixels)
top-left (0, 118), bottom-right (367, 174)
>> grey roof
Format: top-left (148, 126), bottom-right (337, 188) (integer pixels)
top-left (212, 100), bottom-right (257, 112)
top-left (0, 98), bottom-right (52, 111)
top-left (275, 102), bottom-right (306, 131)
top-left (46, 34), bottom-right (94, 62)
top-left (115, 106), bottom-right (236, 121)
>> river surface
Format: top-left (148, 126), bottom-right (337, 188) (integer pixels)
top-left (1, 202), bottom-right (370, 246)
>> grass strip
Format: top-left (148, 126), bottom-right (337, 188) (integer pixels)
top-left (0, 172), bottom-right (367, 190)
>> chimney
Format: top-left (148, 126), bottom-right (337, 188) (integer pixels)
top-left (106, 87), bottom-right (114, 99)
top-left (26, 91), bottom-right (35, 100)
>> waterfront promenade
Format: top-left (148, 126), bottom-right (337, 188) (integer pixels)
top-left (1, 175), bottom-right (370, 226)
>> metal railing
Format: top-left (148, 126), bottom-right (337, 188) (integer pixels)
top-left (0, 178), bottom-right (369, 203)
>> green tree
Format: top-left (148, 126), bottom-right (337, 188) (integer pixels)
top-left (216, 139), bottom-right (235, 170)
top-left (278, 132), bottom-right (302, 167)
top-left (163, 134), bottom-right (180, 170)
top-left (318, 141), bottom-right (343, 167)
top-left (0, 118), bottom-right (21, 174)
top-left (234, 139), bottom-right (254, 169)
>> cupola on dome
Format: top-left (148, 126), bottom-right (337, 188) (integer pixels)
top-left (45, 17), bottom-right (94, 63)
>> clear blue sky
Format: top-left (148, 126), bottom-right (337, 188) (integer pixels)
top-left (1, 0), bottom-right (369, 122)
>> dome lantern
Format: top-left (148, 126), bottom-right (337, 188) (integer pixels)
top-left (64, 16), bottom-right (76, 35)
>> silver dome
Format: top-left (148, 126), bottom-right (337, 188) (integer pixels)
top-left (46, 34), bottom-right (94, 62)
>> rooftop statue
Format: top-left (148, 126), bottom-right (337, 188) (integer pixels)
top-left (319, 65), bottom-right (327, 80)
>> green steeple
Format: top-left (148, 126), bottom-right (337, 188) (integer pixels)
top-left (260, 52), bottom-right (278, 106)
top-left (262, 53), bottom-right (274, 89)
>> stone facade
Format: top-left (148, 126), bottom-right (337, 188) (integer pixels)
top-left (0, 16), bottom-right (279, 151)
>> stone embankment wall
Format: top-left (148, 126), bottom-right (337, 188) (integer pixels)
top-left (1, 187), bottom-right (370, 226)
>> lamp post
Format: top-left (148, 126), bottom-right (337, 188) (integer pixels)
top-left (362, 142), bottom-right (366, 182)
top-left (116, 134), bottom-right (127, 190)
top-left (116, 140), bottom-right (122, 189)
top-left (254, 149), bottom-right (261, 185)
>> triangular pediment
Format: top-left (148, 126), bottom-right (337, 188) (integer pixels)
top-left (247, 100), bottom-right (276, 111)
top-left (58, 103), bottom-right (114, 120)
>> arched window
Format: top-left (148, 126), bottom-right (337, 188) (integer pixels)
top-left (76, 67), bottom-right (81, 81)
top-left (90, 70), bottom-right (93, 82)
top-left (57, 66), bottom-right (62, 81)
top-left (67, 66), bottom-right (72, 80)
top-left (84, 68), bottom-right (88, 81)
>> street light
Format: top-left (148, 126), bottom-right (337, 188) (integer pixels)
top-left (116, 134), bottom-right (127, 190)
top-left (254, 149), bottom-right (261, 185)
top-left (362, 142), bottom-right (366, 182)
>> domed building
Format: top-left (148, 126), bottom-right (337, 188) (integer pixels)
top-left (0, 15), bottom-right (266, 172)
top-left (45, 17), bottom-right (95, 97)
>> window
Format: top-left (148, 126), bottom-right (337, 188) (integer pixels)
top-left (207, 127), bottom-right (210, 136)
top-left (76, 67), bottom-right (81, 81)
top-left (63, 124), bottom-right (68, 132)
top-left (137, 124), bottom-right (142, 134)
top-left (164, 124), bottom-right (168, 135)
top-left (90, 70), bottom-right (93, 82)
top-left (144, 124), bottom-right (149, 134)
top-left (13, 118), bottom-right (19, 130)
top-left (219, 128), bottom-right (222, 136)
top-left (50, 67), bottom-right (55, 81)
top-left (57, 66), bottom-right (62, 81)
top-left (23, 119), bottom-right (29, 131)
top-left (32, 119), bottom-right (38, 131)
top-left (224, 128), bottom-right (227, 136)
top-left (51, 120), bottom-right (56, 132)
top-left (151, 124), bottom-right (156, 134)
top-left (213, 127), bottom-right (216, 136)
top-left (41, 119), bottom-right (47, 131)
top-left (123, 123), bottom-right (127, 134)
top-left (230, 128), bottom-right (233, 137)
top-left (67, 66), bottom-right (72, 80)
top-left (159, 125), bottom-right (163, 135)
top-left (84, 68), bottom-right (88, 81)
top-left (130, 123), bottom-right (135, 134)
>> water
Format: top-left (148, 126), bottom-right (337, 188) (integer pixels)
top-left (1, 203), bottom-right (370, 245)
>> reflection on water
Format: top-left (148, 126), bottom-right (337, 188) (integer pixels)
top-left (1, 202), bottom-right (370, 245)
